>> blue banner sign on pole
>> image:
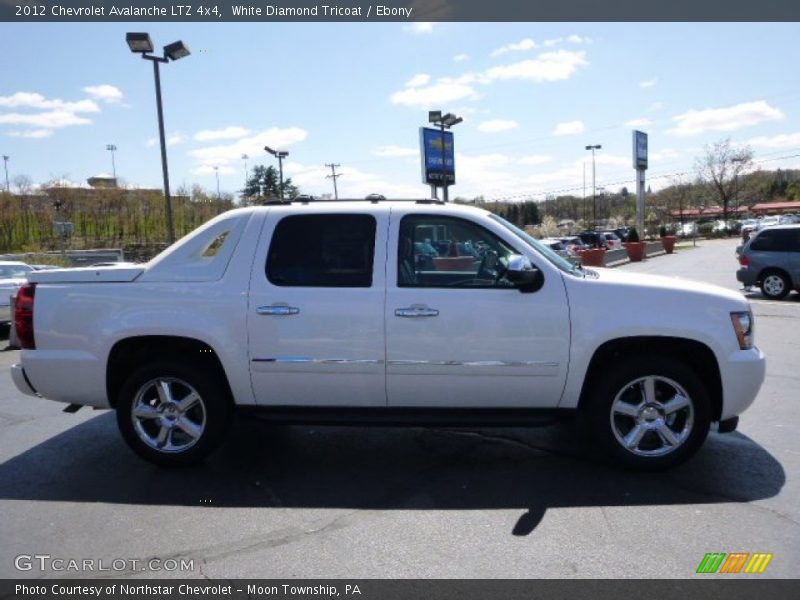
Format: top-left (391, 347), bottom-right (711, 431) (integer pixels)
top-left (420, 127), bottom-right (455, 186)
top-left (633, 130), bottom-right (648, 170)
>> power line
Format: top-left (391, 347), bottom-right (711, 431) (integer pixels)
top-left (325, 163), bottom-right (342, 200)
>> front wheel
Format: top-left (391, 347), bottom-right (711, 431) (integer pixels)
top-left (585, 356), bottom-right (711, 470)
top-left (116, 361), bottom-right (232, 466)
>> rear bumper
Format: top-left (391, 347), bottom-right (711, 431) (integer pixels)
top-left (11, 364), bottom-right (38, 397)
top-left (736, 268), bottom-right (757, 286)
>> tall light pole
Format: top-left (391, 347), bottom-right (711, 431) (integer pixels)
top-left (106, 144), bottom-right (117, 182)
top-left (585, 144), bottom-right (602, 231)
top-left (126, 32), bottom-right (190, 244)
top-left (241, 153), bottom-right (249, 197)
top-left (429, 111), bottom-right (463, 202)
top-left (213, 166), bottom-right (220, 199)
top-left (264, 146), bottom-right (289, 201)
top-left (326, 163), bottom-right (341, 200)
top-left (2, 155), bottom-right (9, 193)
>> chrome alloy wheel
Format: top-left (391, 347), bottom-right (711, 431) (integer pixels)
top-left (610, 375), bottom-right (694, 457)
top-left (131, 378), bottom-right (207, 453)
top-left (762, 274), bottom-right (786, 297)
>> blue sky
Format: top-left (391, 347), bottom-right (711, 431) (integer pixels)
top-left (3, 22), bottom-right (800, 201)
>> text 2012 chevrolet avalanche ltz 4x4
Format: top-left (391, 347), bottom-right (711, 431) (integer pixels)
top-left (11, 199), bottom-right (766, 470)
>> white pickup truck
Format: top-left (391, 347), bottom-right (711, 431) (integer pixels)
top-left (11, 199), bottom-right (766, 470)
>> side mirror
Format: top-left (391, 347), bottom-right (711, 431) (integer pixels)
top-left (505, 254), bottom-right (544, 293)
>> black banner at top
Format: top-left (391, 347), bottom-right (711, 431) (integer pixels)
top-left (2, 0), bottom-right (800, 22)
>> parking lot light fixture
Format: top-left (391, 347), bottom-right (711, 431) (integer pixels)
top-left (126, 32), bottom-right (191, 244)
top-left (585, 144), bottom-right (602, 231)
top-left (265, 146), bottom-right (289, 202)
top-left (2, 155), bottom-right (9, 193)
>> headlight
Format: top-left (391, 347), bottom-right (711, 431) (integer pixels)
top-left (730, 311), bottom-right (754, 350)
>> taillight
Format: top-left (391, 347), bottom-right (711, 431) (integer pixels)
top-left (739, 254), bottom-right (750, 268)
top-left (14, 283), bottom-right (36, 350)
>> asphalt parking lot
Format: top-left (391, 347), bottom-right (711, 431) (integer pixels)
top-left (0, 237), bottom-right (798, 579)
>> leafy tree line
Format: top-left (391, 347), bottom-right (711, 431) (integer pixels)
top-left (0, 185), bottom-right (233, 254)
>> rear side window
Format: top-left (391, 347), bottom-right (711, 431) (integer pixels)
top-left (751, 229), bottom-right (797, 252)
top-left (266, 214), bottom-right (376, 287)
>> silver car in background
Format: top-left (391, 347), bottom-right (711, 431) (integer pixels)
top-left (0, 261), bottom-right (34, 326)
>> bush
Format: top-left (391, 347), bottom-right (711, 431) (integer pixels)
top-left (659, 226), bottom-right (668, 237)
top-left (698, 223), bottom-right (714, 237)
top-left (627, 227), bottom-right (640, 243)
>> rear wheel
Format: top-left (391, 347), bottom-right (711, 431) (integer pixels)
top-left (760, 270), bottom-right (790, 300)
top-left (116, 361), bottom-right (232, 466)
top-left (586, 356), bottom-right (711, 470)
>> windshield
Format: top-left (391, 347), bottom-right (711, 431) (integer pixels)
top-left (0, 264), bottom-right (33, 279)
top-left (489, 214), bottom-right (581, 276)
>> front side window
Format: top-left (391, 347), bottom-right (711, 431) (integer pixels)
top-left (267, 214), bottom-right (376, 287)
top-left (398, 215), bottom-right (518, 288)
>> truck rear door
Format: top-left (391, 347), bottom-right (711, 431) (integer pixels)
top-left (248, 207), bottom-right (388, 406)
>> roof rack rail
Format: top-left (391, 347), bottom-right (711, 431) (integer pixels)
top-left (262, 196), bottom-right (446, 205)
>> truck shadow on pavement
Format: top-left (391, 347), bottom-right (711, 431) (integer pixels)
top-left (0, 413), bottom-right (785, 536)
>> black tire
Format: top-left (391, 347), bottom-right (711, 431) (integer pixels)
top-left (760, 270), bottom-right (791, 300)
top-left (585, 355), bottom-right (711, 471)
top-left (116, 361), bottom-right (232, 466)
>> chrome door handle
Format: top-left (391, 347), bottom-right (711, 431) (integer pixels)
top-left (257, 304), bottom-right (300, 316)
top-left (395, 306), bottom-right (439, 318)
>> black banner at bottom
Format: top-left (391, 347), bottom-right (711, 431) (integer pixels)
top-left (2, 579), bottom-right (800, 600)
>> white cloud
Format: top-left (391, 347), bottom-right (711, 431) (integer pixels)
top-left (390, 81), bottom-right (479, 108)
top-left (373, 145), bottom-right (418, 158)
top-left (390, 50), bottom-right (588, 108)
top-left (648, 101), bottom-right (666, 112)
top-left (639, 78), bottom-right (658, 89)
top-left (453, 53), bottom-right (469, 63)
top-left (0, 92), bottom-right (99, 113)
top-left (284, 161), bottom-right (424, 199)
top-left (405, 73), bottom-right (431, 88)
top-left (581, 154), bottom-right (630, 168)
top-left (651, 148), bottom-right (682, 161)
top-left (746, 131), bottom-right (800, 149)
top-left (490, 38), bottom-right (537, 57)
top-left (0, 110), bottom-right (92, 129)
top-left (477, 119), bottom-right (518, 133)
top-left (191, 165), bottom-right (237, 176)
top-left (567, 35), bottom-right (592, 44)
top-left (625, 118), bottom-right (652, 128)
top-left (194, 126), bottom-right (251, 141)
top-left (667, 101), bottom-right (785, 137)
top-left (83, 85), bottom-right (123, 104)
top-left (188, 127), bottom-right (308, 167)
top-left (167, 133), bottom-right (187, 146)
top-left (454, 153), bottom-right (516, 191)
top-left (405, 22), bottom-right (435, 34)
top-left (5, 129), bottom-right (53, 139)
top-left (543, 37), bottom-right (563, 47)
top-left (518, 154), bottom-right (552, 166)
top-left (478, 50), bottom-right (588, 84)
top-left (552, 120), bottom-right (585, 136)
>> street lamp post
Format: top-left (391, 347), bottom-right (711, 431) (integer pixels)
top-left (264, 146), bottom-right (289, 201)
top-left (126, 32), bottom-right (190, 244)
top-left (106, 144), bottom-right (117, 182)
top-left (241, 154), bottom-right (249, 198)
top-left (428, 111), bottom-right (463, 202)
top-left (214, 166), bottom-right (220, 199)
top-left (585, 144), bottom-right (602, 231)
top-left (2, 155), bottom-right (9, 193)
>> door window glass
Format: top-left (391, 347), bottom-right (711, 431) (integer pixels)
top-left (267, 214), bottom-right (376, 287)
top-left (398, 215), bottom-right (518, 288)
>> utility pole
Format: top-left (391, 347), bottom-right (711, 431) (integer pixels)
top-left (2, 155), bottom-right (9, 193)
top-left (325, 163), bottom-right (341, 200)
top-left (106, 144), bottom-right (118, 182)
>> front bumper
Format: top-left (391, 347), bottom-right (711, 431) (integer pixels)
top-left (720, 347), bottom-right (766, 420)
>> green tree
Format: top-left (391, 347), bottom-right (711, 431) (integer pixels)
top-left (243, 165), bottom-right (298, 202)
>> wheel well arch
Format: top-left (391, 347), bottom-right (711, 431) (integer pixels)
top-left (578, 336), bottom-right (723, 421)
top-left (106, 336), bottom-right (233, 409)
top-left (757, 266), bottom-right (791, 283)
